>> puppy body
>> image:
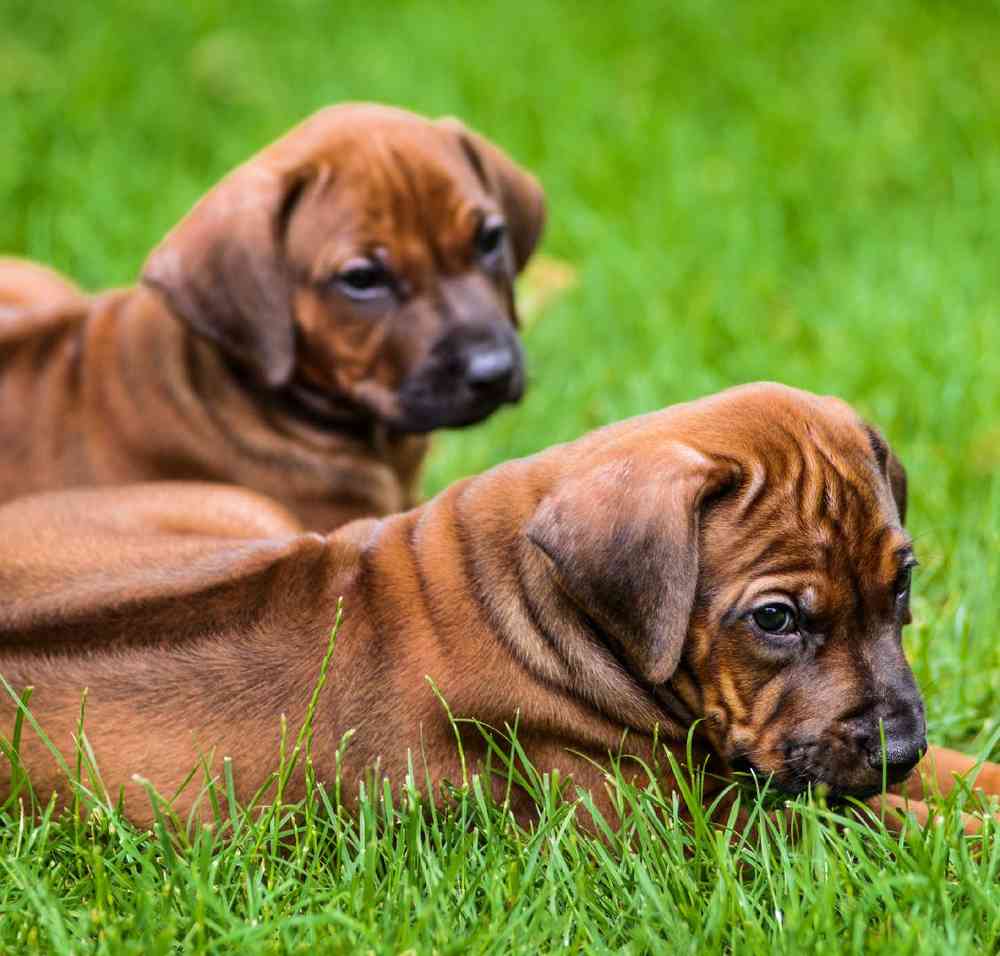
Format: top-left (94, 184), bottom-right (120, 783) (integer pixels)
top-left (0, 286), bottom-right (425, 529)
top-left (0, 445), bottom-right (692, 827)
top-left (0, 259), bottom-right (85, 315)
top-left (0, 104), bottom-right (545, 529)
top-left (0, 383), bottom-right (995, 829)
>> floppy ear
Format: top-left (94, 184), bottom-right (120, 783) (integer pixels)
top-left (437, 118), bottom-right (546, 272)
top-left (142, 162), bottom-right (310, 388)
top-left (864, 424), bottom-right (908, 525)
top-left (886, 452), bottom-right (908, 525)
top-left (525, 449), bottom-right (734, 685)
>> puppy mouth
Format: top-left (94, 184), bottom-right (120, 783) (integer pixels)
top-left (393, 369), bottom-right (525, 433)
top-left (394, 390), bottom-right (522, 433)
top-left (278, 373), bottom-right (523, 436)
top-left (729, 753), bottom-right (909, 802)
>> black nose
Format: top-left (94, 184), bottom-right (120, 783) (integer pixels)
top-left (865, 729), bottom-right (926, 777)
top-left (465, 347), bottom-right (516, 391)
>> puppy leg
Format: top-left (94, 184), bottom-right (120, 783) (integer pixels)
top-left (0, 483), bottom-right (309, 647)
top-left (898, 745), bottom-right (1000, 801)
top-left (0, 258), bottom-right (86, 313)
top-left (0, 482), bottom-right (302, 544)
top-left (866, 792), bottom-right (988, 836)
top-left (101, 482), bottom-right (306, 538)
top-left (859, 745), bottom-right (1000, 836)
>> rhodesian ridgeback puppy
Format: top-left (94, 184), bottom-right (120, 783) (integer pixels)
top-left (0, 104), bottom-right (544, 530)
top-left (1, 383), bottom-right (997, 831)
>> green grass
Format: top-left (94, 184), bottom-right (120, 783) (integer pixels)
top-left (3, 0), bottom-right (1000, 951)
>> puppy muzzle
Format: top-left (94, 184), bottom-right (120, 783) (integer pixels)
top-left (394, 327), bottom-right (525, 432)
top-left (731, 699), bottom-right (927, 799)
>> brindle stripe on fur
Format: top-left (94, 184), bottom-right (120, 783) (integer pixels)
top-left (668, 657), bottom-right (703, 715)
top-left (754, 675), bottom-right (795, 736)
top-left (717, 668), bottom-right (751, 725)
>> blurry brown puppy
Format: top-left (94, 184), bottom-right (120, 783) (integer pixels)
top-left (1, 383), bottom-right (997, 831)
top-left (0, 104), bottom-right (544, 529)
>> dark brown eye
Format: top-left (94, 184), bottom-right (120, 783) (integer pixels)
top-left (336, 260), bottom-right (389, 300)
top-left (476, 215), bottom-right (506, 259)
top-left (895, 564), bottom-right (915, 600)
top-left (751, 603), bottom-right (797, 635)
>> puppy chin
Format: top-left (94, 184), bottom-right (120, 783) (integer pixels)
top-left (391, 395), bottom-right (520, 433)
top-left (392, 381), bottom-right (524, 433)
top-left (730, 753), bottom-right (899, 801)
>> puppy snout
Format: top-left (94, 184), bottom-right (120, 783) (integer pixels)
top-left (864, 731), bottom-right (926, 775)
top-left (860, 710), bottom-right (927, 779)
top-left (465, 347), bottom-right (516, 391)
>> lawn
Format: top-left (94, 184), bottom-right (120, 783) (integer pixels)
top-left (3, 0), bottom-right (1000, 952)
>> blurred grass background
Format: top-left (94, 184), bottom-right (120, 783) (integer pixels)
top-left (3, 0), bottom-right (1000, 951)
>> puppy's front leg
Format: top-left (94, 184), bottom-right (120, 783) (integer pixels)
top-left (900, 745), bottom-right (1000, 801)
top-left (860, 745), bottom-right (1000, 835)
top-left (864, 792), bottom-right (987, 835)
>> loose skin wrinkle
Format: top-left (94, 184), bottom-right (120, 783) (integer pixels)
top-left (1, 383), bottom-right (993, 833)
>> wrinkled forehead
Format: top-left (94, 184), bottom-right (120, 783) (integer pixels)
top-left (732, 417), bottom-right (902, 535)
top-left (282, 124), bottom-right (492, 268)
top-left (333, 136), bottom-right (486, 215)
top-left (703, 414), bottom-right (910, 610)
top-left (277, 108), bottom-right (487, 202)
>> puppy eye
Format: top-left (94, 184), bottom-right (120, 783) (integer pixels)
top-left (336, 260), bottom-right (389, 301)
top-left (750, 603), bottom-right (798, 635)
top-left (475, 214), bottom-right (507, 260)
top-left (895, 563), bottom-right (916, 600)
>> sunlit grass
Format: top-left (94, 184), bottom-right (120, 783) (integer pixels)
top-left (3, 654), bottom-right (1000, 955)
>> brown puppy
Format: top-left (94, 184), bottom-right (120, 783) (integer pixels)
top-left (0, 104), bottom-right (544, 530)
top-left (1, 383), bottom-right (997, 831)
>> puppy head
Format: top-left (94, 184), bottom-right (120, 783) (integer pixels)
top-left (528, 383), bottom-right (924, 799)
top-left (142, 103), bottom-right (545, 431)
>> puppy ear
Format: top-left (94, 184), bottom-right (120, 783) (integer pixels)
top-left (864, 424), bottom-right (908, 525)
top-left (886, 453), bottom-right (908, 525)
top-left (437, 118), bottom-right (546, 272)
top-left (142, 163), bottom-right (310, 388)
top-left (526, 450), bottom-right (734, 685)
